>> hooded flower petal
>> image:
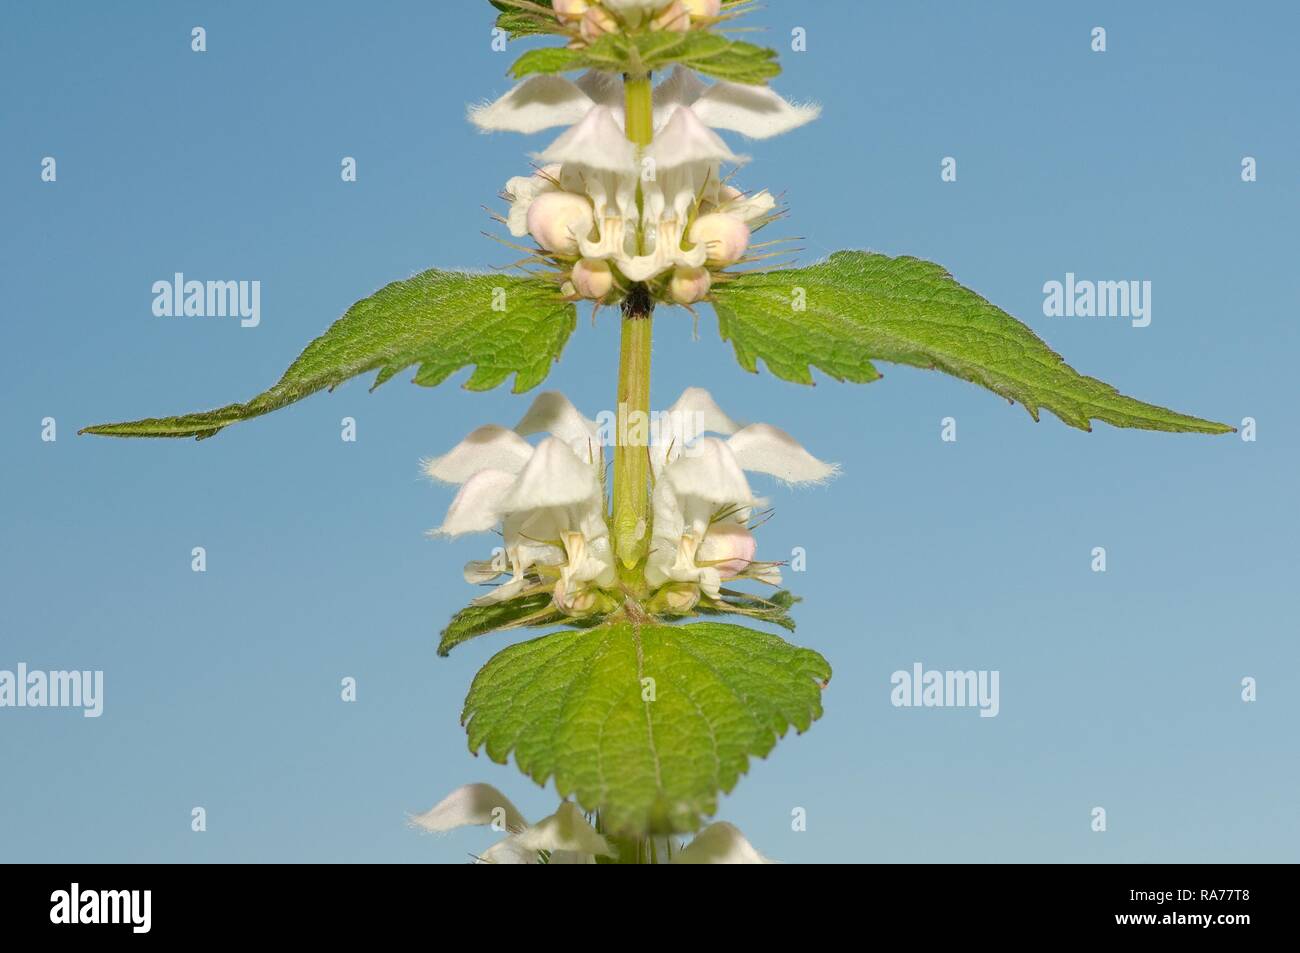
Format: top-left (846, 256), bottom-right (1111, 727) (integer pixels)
top-left (674, 822), bottom-right (773, 864)
top-left (477, 837), bottom-right (542, 864)
top-left (726, 423), bottom-right (839, 484)
top-left (512, 801), bottom-right (614, 858)
top-left (651, 386), bottom-right (743, 477)
top-left (652, 65), bottom-right (711, 119)
top-left (470, 75), bottom-right (598, 134)
top-left (436, 469), bottom-right (517, 536)
top-left (409, 783), bottom-right (529, 835)
top-left (536, 106), bottom-right (637, 173)
top-left (657, 436), bottom-right (755, 539)
top-left (647, 104), bottom-right (743, 169)
top-left (575, 70), bottom-right (625, 109)
top-left (423, 425), bottom-right (535, 484)
top-left (513, 390), bottom-right (600, 459)
top-left (651, 66), bottom-right (820, 140)
top-left (500, 437), bottom-right (602, 515)
top-left (689, 81), bottom-right (821, 139)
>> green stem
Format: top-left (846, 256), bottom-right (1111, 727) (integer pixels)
top-left (610, 72), bottom-right (657, 581)
top-left (612, 288), bottom-right (653, 576)
top-left (624, 73), bottom-right (654, 148)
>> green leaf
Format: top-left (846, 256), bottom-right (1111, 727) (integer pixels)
top-left (82, 272), bottom-right (576, 440)
top-left (461, 620), bottom-right (831, 836)
top-left (700, 588), bottom-right (800, 632)
top-left (510, 30), bottom-right (780, 85)
top-left (490, 0), bottom-right (560, 39)
top-left (439, 593), bottom-right (564, 657)
top-left (711, 251), bottom-right (1233, 434)
top-left (508, 46), bottom-right (583, 79)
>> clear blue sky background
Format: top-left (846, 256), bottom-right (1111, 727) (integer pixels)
top-left (2, 1), bottom-right (1296, 863)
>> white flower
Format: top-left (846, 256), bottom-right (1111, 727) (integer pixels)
top-left (473, 67), bottom-right (817, 287)
top-left (412, 784), bottom-right (774, 864)
top-left (672, 821), bottom-right (774, 864)
top-left (410, 784), bottom-right (614, 864)
top-left (646, 387), bottom-right (836, 599)
top-left (425, 392), bottom-right (616, 614)
top-left (471, 66), bottom-right (819, 142)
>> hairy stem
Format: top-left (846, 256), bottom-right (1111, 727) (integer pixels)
top-left (610, 72), bottom-right (657, 581)
top-left (612, 287), bottom-right (653, 575)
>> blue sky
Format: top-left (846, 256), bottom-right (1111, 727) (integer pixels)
top-left (1, 1), bottom-right (1296, 862)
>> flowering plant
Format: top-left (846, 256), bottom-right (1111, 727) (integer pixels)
top-left (85, 0), bottom-right (1230, 862)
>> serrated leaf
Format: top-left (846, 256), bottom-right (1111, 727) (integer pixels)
top-left (462, 620), bottom-right (830, 836)
top-left (439, 592), bottom-right (563, 657)
top-left (508, 46), bottom-right (583, 79)
top-left (510, 30), bottom-right (780, 85)
top-left (711, 251), bottom-right (1232, 434)
top-left (82, 272), bottom-right (576, 440)
top-left (490, 0), bottom-right (559, 39)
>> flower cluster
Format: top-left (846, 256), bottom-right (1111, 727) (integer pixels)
top-left (473, 40), bottom-right (818, 305)
top-left (426, 388), bottom-right (834, 620)
top-left (553, 1), bottom-right (724, 43)
top-left (412, 782), bottom-right (773, 864)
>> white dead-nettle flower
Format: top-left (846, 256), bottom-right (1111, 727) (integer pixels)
top-left (475, 67), bottom-right (818, 293)
top-left (425, 392), bottom-right (616, 615)
top-left (645, 388), bottom-right (837, 603)
top-left (412, 784), bottom-right (774, 864)
top-left (410, 783), bottom-right (613, 864)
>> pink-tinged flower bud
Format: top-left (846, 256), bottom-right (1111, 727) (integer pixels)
top-left (571, 258), bottom-right (614, 300)
top-left (688, 213), bottom-right (751, 265)
top-left (580, 6), bottom-right (618, 43)
top-left (652, 0), bottom-right (691, 31)
top-left (553, 0), bottom-right (590, 22)
top-left (669, 266), bottom-right (712, 305)
top-left (527, 191), bottom-right (595, 256)
top-left (698, 522), bottom-right (757, 578)
top-left (682, 0), bottom-right (722, 18)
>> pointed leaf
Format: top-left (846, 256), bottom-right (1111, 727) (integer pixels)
top-left (490, 0), bottom-right (561, 39)
top-left (462, 620), bottom-right (831, 836)
top-left (439, 592), bottom-right (564, 657)
top-left (82, 272), bottom-right (576, 439)
top-left (711, 251), bottom-right (1232, 434)
top-left (511, 30), bottom-right (780, 85)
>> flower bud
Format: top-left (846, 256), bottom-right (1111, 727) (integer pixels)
top-left (697, 522), bottom-right (757, 578)
top-left (682, 0), bottom-right (722, 18)
top-left (553, 0), bottom-right (590, 22)
top-left (553, 577), bottom-right (617, 617)
top-left (652, 0), bottom-right (692, 31)
top-left (647, 582), bottom-right (701, 615)
top-left (669, 266), bottom-right (712, 305)
top-left (527, 191), bottom-right (595, 256)
top-left (571, 258), bottom-right (614, 301)
top-left (689, 213), bottom-right (750, 266)
top-left (579, 6), bottom-right (618, 43)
